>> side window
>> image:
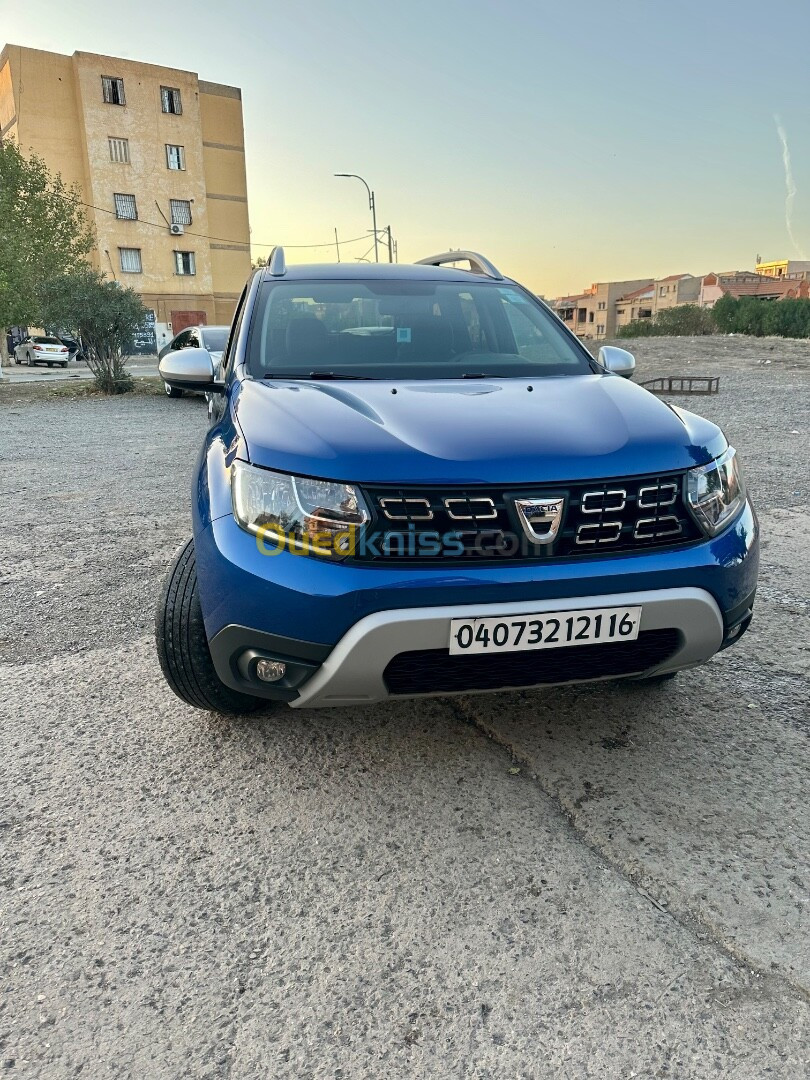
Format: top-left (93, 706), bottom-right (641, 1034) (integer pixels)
top-left (222, 284), bottom-right (249, 376)
top-left (187, 330), bottom-right (200, 349)
top-left (172, 330), bottom-right (191, 350)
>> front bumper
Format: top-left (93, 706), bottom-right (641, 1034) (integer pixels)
top-left (196, 499), bottom-right (758, 706)
top-left (293, 587), bottom-right (722, 706)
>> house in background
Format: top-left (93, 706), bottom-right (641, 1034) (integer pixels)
top-left (754, 259), bottom-right (810, 279)
top-left (553, 278), bottom-right (653, 339)
top-left (614, 283), bottom-right (655, 333)
top-left (0, 44), bottom-right (251, 348)
top-left (653, 273), bottom-right (700, 312)
top-left (700, 271), bottom-right (810, 307)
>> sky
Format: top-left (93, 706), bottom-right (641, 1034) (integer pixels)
top-left (3, 0), bottom-right (810, 296)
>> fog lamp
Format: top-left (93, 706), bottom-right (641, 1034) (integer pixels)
top-left (256, 659), bottom-right (287, 683)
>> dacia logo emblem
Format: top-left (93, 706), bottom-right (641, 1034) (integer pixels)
top-left (514, 497), bottom-right (565, 545)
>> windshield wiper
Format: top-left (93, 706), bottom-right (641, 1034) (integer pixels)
top-left (263, 371), bottom-right (374, 381)
top-left (309, 371), bottom-right (375, 381)
top-left (460, 372), bottom-right (490, 379)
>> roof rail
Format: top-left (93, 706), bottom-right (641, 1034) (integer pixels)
top-left (268, 246), bottom-right (286, 277)
top-left (416, 250), bottom-right (503, 281)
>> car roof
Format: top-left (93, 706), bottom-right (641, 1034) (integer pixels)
top-left (259, 262), bottom-right (518, 285)
top-left (178, 325), bottom-right (229, 333)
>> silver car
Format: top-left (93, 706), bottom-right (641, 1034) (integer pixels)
top-left (159, 325), bottom-right (228, 397)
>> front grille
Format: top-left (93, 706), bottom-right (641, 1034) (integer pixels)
top-left (358, 473), bottom-right (701, 562)
top-left (383, 629), bottom-right (681, 695)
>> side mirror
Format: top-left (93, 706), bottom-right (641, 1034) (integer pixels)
top-left (598, 345), bottom-right (635, 378)
top-left (159, 346), bottom-right (225, 393)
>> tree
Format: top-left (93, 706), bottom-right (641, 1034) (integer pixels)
top-left (711, 293), bottom-right (739, 334)
top-left (0, 139), bottom-right (94, 363)
top-left (39, 268), bottom-right (147, 393)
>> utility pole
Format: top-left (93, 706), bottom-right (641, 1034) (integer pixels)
top-left (334, 228), bottom-right (340, 263)
top-left (386, 225), bottom-right (393, 263)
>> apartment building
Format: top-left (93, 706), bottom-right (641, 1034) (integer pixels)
top-left (614, 283), bottom-right (654, 332)
top-left (700, 271), bottom-right (810, 306)
top-left (754, 259), bottom-right (810, 279)
top-left (653, 273), bottom-right (700, 311)
top-left (0, 44), bottom-right (251, 348)
top-left (555, 278), bottom-right (653, 340)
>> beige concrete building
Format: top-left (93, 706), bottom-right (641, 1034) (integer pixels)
top-left (555, 278), bottom-right (653, 340)
top-left (652, 273), bottom-right (700, 312)
top-left (614, 283), bottom-right (655, 332)
top-left (0, 44), bottom-right (251, 348)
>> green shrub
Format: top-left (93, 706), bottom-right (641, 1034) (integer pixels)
top-left (617, 304), bottom-right (716, 338)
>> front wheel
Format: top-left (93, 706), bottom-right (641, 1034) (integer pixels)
top-left (155, 538), bottom-right (264, 714)
top-left (165, 381), bottom-right (183, 398)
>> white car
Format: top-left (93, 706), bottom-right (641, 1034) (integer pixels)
top-left (14, 335), bottom-right (71, 368)
top-left (159, 325), bottom-right (228, 398)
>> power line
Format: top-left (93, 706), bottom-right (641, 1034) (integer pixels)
top-left (49, 186), bottom-right (376, 251)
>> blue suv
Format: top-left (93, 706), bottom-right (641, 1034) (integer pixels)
top-left (156, 250), bottom-right (758, 714)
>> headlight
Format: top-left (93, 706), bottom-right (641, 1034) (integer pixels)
top-left (231, 460), bottom-right (369, 559)
top-left (686, 447), bottom-right (746, 536)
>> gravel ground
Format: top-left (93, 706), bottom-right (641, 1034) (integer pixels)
top-left (1, 336), bottom-right (808, 1077)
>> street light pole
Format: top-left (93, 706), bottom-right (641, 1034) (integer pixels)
top-left (335, 173), bottom-right (378, 262)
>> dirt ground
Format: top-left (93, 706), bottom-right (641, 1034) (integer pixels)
top-left (1, 335), bottom-right (808, 1078)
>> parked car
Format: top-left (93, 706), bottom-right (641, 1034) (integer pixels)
top-left (156, 249), bottom-right (758, 714)
top-left (14, 335), bottom-right (70, 368)
top-left (57, 335), bottom-right (85, 362)
top-left (159, 325), bottom-right (228, 397)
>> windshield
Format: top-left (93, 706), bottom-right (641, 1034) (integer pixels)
top-left (202, 327), bottom-right (228, 353)
top-left (247, 279), bottom-right (593, 380)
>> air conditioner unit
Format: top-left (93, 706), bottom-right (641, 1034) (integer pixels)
top-left (169, 223), bottom-right (184, 236)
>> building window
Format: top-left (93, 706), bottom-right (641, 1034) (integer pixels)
top-left (161, 86), bottom-right (183, 115)
top-left (596, 323), bottom-right (605, 334)
top-left (166, 144), bottom-right (186, 171)
top-left (174, 251), bottom-right (196, 276)
top-left (101, 76), bottom-right (125, 106)
top-left (108, 137), bottom-right (130, 164)
top-left (597, 301), bottom-right (606, 310)
top-left (119, 247), bottom-right (142, 273)
top-left (659, 286), bottom-right (667, 296)
top-left (588, 311), bottom-right (594, 323)
top-left (114, 193), bottom-right (138, 220)
top-left (170, 199), bottom-right (192, 226)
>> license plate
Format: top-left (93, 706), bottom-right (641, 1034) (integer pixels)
top-left (449, 606), bottom-right (642, 655)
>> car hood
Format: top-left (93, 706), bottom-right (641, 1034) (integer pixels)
top-left (234, 375), bottom-right (726, 484)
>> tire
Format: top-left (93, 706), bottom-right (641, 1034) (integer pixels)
top-left (27, 353), bottom-right (35, 366)
top-left (155, 538), bottom-right (264, 714)
top-left (14, 355), bottom-right (21, 365)
top-left (61, 362), bottom-right (68, 368)
top-left (48, 362), bottom-right (55, 368)
top-left (165, 381), bottom-right (184, 398)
